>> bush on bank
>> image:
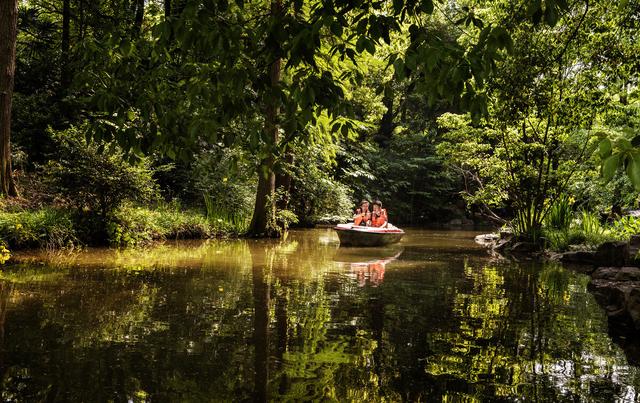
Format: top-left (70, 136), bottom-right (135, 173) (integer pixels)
top-left (0, 204), bottom-right (250, 251)
top-left (0, 208), bottom-right (79, 250)
top-left (107, 203), bottom-right (214, 247)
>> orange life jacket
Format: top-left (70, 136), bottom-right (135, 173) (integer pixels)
top-left (354, 210), bottom-right (370, 226)
top-left (371, 209), bottom-right (387, 227)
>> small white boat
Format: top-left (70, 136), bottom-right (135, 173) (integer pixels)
top-left (334, 223), bottom-right (405, 247)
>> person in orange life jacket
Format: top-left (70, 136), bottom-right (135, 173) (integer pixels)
top-left (371, 200), bottom-right (388, 228)
top-left (353, 199), bottom-right (371, 226)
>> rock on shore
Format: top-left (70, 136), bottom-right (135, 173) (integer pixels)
top-left (588, 267), bottom-right (640, 332)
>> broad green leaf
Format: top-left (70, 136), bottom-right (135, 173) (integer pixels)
top-left (616, 137), bottom-right (633, 151)
top-left (393, 58), bottom-right (405, 80)
top-left (602, 153), bottom-right (620, 182)
top-left (627, 156), bottom-right (640, 190)
top-left (598, 138), bottom-right (612, 159)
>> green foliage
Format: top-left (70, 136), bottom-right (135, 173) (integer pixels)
top-left (0, 208), bottom-right (79, 249)
top-left (203, 194), bottom-right (251, 235)
top-left (266, 189), bottom-right (299, 236)
top-left (107, 203), bottom-right (212, 247)
top-left (287, 143), bottom-right (353, 225)
top-left (543, 209), bottom-right (616, 251)
top-left (191, 147), bottom-right (256, 219)
top-left (512, 206), bottom-right (542, 243)
top-left (545, 196), bottom-right (573, 231)
top-left (577, 211), bottom-right (612, 248)
top-left (42, 126), bottom-right (159, 219)
top-left (611, 216), bottom-right (640, 240)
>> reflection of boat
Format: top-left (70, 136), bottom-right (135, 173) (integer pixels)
top-left (334, 247), bottom-right (402, 287)
top-left (332, 246), bottom-right (403, 264)
top-left (334, 223), bottom-right (404, 247)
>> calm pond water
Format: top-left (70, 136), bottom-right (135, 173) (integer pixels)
top-left (0, 229), bottom-right (639, 402)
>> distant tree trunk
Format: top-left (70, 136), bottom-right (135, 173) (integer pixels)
top-left (61, 0), bottom-right (71, 89)
top-left (164, 0), bottom-right (171, 18)
top-left (249, 0), bottom-right (282, 237)
top-left (375, 87), bottom-right (394, 148)
top-left (134, 0), bottom-right (144, 33)
top-left (0, 0), bottom-right (19, 197)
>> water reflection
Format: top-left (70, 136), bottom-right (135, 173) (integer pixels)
top-left (333, 248), bottom-right (402, 287)
top-left (0, 229), bottom-right (638, 401)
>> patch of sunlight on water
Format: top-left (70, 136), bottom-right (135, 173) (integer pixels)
top-left (0, 228), bottom-right (638, 401)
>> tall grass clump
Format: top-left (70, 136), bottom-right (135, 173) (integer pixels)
top-left (204, 194), bottom-right (251, 234)
top-left (0, 208), bottom-right (79, 249)
top-left (545, 196), bottom-right (572, 230)
top-left (511, 205), bottom-right (543, 243)
top-left (578, 210), bottom-right (610, 247)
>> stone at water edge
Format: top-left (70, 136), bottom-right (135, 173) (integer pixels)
top-left (628, 288), bottom-right (640, 330)
top-left (589, 267), bottom-right (640, 331)
top-left (595, 241), bottom-right (629, 267)
top-left (474, 233), bottom-right (499, 247)
top-left (558, 250), bottom-right (598, 266)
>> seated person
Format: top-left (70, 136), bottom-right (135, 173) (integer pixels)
top-left (371, 200), bottom-right (388, 228)
top-left (353, 199), bottom-right (371, 226)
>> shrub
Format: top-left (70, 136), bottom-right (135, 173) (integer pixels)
top-left (287, 143), bottom-right (353, 225)
top-left (611, 216), bottom-right (640, 240)
top-left (190, 147), bottom-right (256, 219)
top-left (0, 208), bottom-right (79, 249)
top-left (42, 126), bottom-right (159, 220)
top-left (204, 194), bottom-right (251, 235)
top-left (107, 203), bottom-right (213, 247)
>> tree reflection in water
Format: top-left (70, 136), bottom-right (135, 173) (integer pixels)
top-left (0, 229), bottom-right (638, 401)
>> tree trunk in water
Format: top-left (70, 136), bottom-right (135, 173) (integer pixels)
top-left (0, 0), bottom-right (19, 197)
top-left (249, 0), bottom-right (282, 236)
top-left (252, 264), bottom-right (270, 403)
top-left (61, 0), bottom-right (71, 89)
top-left (0, 283), bottom-right (13, 387)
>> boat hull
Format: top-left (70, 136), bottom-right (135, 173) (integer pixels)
top-left (334, 225), bottom-right (404, 247)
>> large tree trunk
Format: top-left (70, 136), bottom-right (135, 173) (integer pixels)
top-left (275, 152), bottom-right (293, 211)
top-left (0, 0), bottom-right (19, 197)
top-left (248, 0), bottom-right (282, 237)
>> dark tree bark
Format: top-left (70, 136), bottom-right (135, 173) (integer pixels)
top-left (275, 153), bottom-right (293, 211)
top-left (61, 0), bottom-right (71, 89)
top-left (164, 0), bottom-right (171, 18)
top-left (134, 0), bottom-right (144, 33)
top-left (0, 0), bottom-right (19, 196)
top-left (249, 0), bottom-right (282, 236)
top-left (375, 87), bottom-right (394, 148)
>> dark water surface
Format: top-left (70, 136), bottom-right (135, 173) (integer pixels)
top-left (0, 229), bottom-right (638, 401)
